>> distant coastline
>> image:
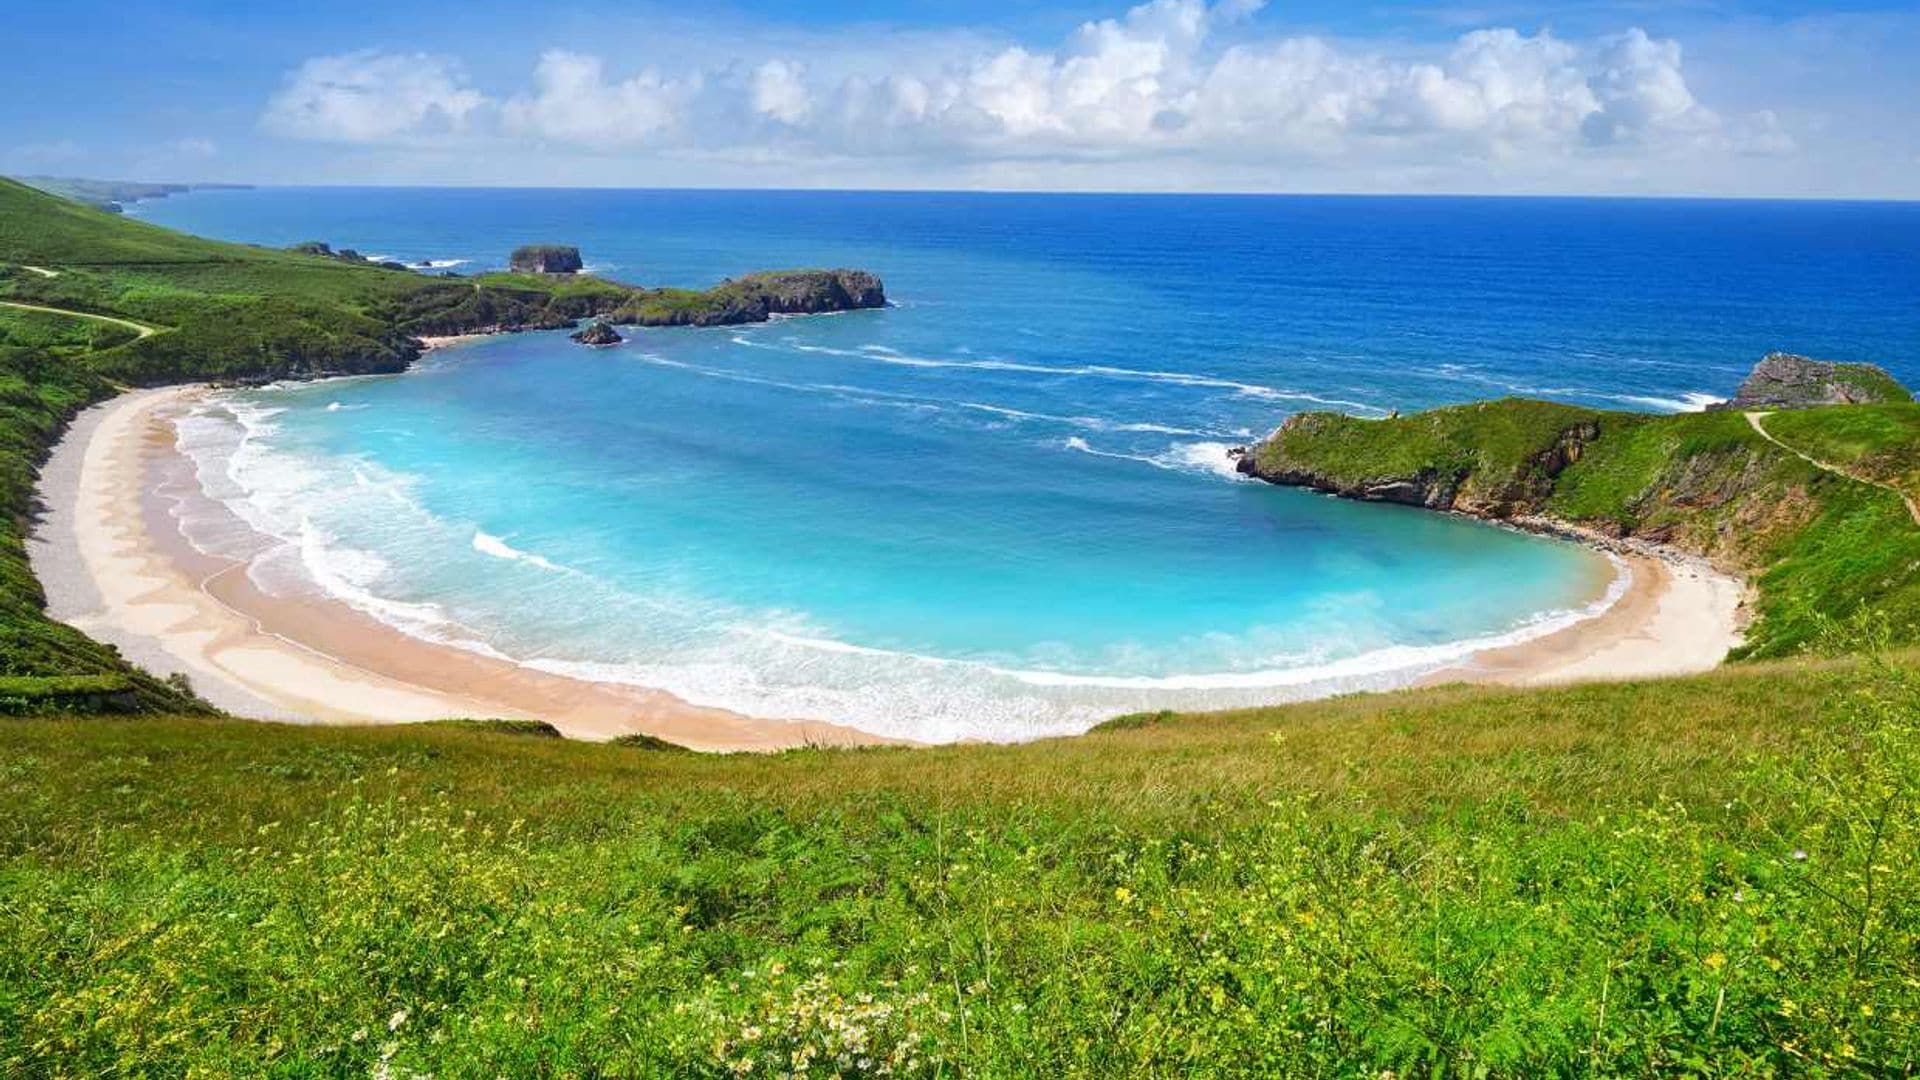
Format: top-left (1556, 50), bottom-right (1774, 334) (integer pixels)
top-left (15, 176), bottom-right (255, 214)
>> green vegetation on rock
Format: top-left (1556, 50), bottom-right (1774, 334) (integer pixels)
top-left (1241, 390), bottom-right (1920, 658)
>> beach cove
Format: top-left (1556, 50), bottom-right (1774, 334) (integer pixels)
top-left (30, 377), bottom-right (1746, 749)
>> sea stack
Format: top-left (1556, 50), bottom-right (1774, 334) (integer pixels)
top-left (570, 320), bottom-right (622, 347)
top-left (509, 244), bottom-right (584, 275)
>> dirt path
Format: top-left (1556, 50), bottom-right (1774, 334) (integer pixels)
top-left (0, 299), bottom-right (160, 340)
top-left (20, 265), bottom-right (59, 278)
top-left (1746, 410), bottom-right (1920, 526)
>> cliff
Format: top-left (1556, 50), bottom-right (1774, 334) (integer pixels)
top-left (613, 269), bottom-right (885, 327)
top-left (1709, 352), bottom-right (1910, 411)
top-left (509, 245), bottom-right (584, 275)
top-left (1236, 365), bottom-right (1920, 659)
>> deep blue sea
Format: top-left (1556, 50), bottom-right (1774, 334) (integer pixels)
top-left (135, 189), bottom-right (1920, 740)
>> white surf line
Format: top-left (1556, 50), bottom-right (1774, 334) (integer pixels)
top-left (0, 300), bottom-right (161, 340)
top-left (1746, 410), bottom-right (1920, 526)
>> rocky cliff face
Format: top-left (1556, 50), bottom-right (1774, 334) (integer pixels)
top-left (614, 269), bottom-right (887, 328)
top-left (509, 245), bottom-right (584, 275)
top-left (1233, 405), bottom-right (1602, 519)
top-left (1711, 352), bottom-right (1909, 411)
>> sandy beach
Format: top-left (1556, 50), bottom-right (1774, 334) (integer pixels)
top-left (29, 388), bottom-right (1751, 748)
top-left (28, 387), bottom-right (894, 751)
top-left (1421, 548), bottom-right (1748, 688)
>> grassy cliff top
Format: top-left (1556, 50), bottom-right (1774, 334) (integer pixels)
top-left (1246, 395), bottom-right (1920, 658)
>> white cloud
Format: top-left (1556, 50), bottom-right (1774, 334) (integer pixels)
top-left (750, 60), bottom-right (812, 125)
top-left (500, 50), bottom-right (688, 145)
top-left (263, 51), bottom-right (485, 141)
top-left (259, 0), bottom-right (1801, 188)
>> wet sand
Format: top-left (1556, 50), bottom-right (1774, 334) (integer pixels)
top-left (31, 388), bottom-right (1749, 748)
top-left (29, 387), bottom-right (894, 751)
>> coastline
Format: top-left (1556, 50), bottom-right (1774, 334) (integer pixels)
top-left (1422, 547), bottom-right (1747, 688)
top-left (28, 387), bottom-right (897, 752)
top-left (30, 387), bottom-right (1750, 748)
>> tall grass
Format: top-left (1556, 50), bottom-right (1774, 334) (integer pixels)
top-left (3, 655), bottom-right (1914, 1075)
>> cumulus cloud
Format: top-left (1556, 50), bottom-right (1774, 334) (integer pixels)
top-left (261, 0), bottom-right (1793, 180)
top-left (500, 50), bottom-right (689, 144)
top-left (263, 51), bottom-right (485, 141)
top-left (751, 60), bottom-right (813, 125)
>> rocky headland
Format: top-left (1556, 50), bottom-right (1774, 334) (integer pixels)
top-left (1232, 352), bottom-right (1916, 659)
top-left (611, 270), bottom-right (887, 327)
top-left (1707, 351), bottom-right (1910, 411)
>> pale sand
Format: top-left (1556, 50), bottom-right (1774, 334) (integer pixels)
top-left (417, 332), bottom-right (497, 350)
top-left (28, 388), bottom-right (893, 751)
top-left (31, 388), bottom-right (1750, 748)
top-left (1423, 552), bottom-right (1749, 688)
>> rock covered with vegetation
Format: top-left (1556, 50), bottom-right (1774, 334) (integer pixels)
top-left (1237, 366), bottom-right (1920, 658)
top-left (1711, 351), bottom-right (1911, 410)
top-left (288, 240), bottom-right (410, 272)
top-left (509, 244), bottom-right (584, 274)
top-left (569, 320), bottom-right (622, 346)
top-left (1236, 399), bottom-right (1602, 514)
top-left (612, 269), bottom-right (887, 327)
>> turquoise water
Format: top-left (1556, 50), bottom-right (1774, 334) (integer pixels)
top-left (141, 189), bottom-right (1920, 740)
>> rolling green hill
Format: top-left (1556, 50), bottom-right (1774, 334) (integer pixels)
top-left (0, 179), bottom-right (1916, 1075)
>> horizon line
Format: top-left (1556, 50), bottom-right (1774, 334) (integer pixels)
top-left (80, 180), bottom-right (1919, 207)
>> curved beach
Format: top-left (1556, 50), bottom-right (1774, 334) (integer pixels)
top-left (30, 386), bottom-right (1748, 747)
top-left (28, 387), bottom-right (893, 751)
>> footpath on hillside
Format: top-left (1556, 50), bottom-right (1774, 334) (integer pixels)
top-left (1745, 410), bottom-right (1920, 526)
top-left (0, 299), bottom-right (161, 340)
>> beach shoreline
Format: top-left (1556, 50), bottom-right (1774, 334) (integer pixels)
top-left (30, 387), bottom-right (1750, 748)
top-left (28, 387), bottom-right (896, 751)
top-left (1417, 548), bottom-right (1747, 689)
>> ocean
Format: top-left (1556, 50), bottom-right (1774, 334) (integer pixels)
top-left (134, 189), bottom-right (1920, 741)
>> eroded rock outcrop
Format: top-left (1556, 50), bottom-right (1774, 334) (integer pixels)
top-left (1233, 402), bottom-right (1603, 519)
top-left (509, 245), bottom-right (584, 275)
top-left (570, 321), bottom-right (622, 346)
top-left (1711, 352), bottom-right (1909, 411)
top-left (614, 269), bottom-right (886, 328)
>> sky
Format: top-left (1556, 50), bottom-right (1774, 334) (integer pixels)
top-left (3, 0), bottom-right (1917, 198)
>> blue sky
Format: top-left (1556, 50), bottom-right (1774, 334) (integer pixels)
top-left (4, 0), bottom-right (1917, 196)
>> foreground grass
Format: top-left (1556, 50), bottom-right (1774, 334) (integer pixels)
top-left (4, 648), bottom-right (1916, 1076)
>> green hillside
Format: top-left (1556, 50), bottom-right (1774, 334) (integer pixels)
top-left (0, 179), bottom-right (1916, 1075)
top-left (3, 645), bottom-right (1916, 1075)
top-left (1243, 400), bottom-right (1920, 657)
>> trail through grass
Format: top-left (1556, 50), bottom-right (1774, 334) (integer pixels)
top-left (0, 299), bottom-right (161, 340)
top-left (1747, 409), bottom-right (1920, 525)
